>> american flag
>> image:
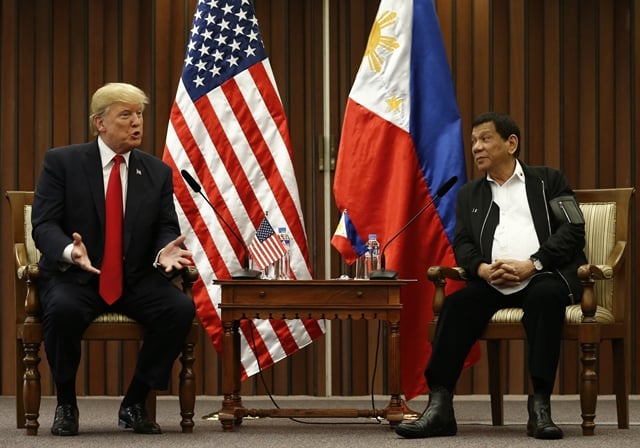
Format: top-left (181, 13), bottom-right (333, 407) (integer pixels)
top-left (248, 216), bottom-right (287, 270)
top-left (162, 0), bottom-right (324, 379)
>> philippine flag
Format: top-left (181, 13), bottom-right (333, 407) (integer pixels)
top-left (331, 209), bottom-right (368, 265)
top-left (333, 0), bottom-right (478, 400)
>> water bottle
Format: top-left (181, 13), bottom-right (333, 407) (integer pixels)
top-left (364, 234), bottom-right (380, 279)
top-left (277, 226), bottom-right (291, 280)
top-left (263, 261), bottom-right (276, 280)
top-left (354, 254), bottom-right (367, 279)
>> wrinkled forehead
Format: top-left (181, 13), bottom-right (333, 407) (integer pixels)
top-left (471, 121), bottom-right (497, 138)
top-left (104, 101), bottom-right (145, 115)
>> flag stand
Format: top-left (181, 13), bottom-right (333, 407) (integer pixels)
top-left (201, 411), bottom-right (260, 421)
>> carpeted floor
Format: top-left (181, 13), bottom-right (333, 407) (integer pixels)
top-left (2, 395), bottom-right (639, 447)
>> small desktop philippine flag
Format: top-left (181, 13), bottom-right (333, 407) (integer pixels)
top-left (331, 210), bottom-right (368, 265)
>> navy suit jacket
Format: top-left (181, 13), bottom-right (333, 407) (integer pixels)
top-left (32, 141), bottom-right (181, 293)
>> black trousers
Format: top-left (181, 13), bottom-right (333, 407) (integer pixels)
top-left (38, 273), bottom-right (195, 391)
top-left (426, 274), bottom-right (571, 394)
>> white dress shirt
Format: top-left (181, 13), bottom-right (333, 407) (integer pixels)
top-left (487, 160), bottom-right (540, 294)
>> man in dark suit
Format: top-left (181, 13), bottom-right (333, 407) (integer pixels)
top-left (395, 112), bottom-right (587, 440)
top-left (31, 82), bottom-right (196, 436)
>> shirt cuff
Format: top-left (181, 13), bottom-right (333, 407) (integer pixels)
top-left (152, 249), bottom-right (164, 269)
top-left (61, 243), bottom-right (74, 264)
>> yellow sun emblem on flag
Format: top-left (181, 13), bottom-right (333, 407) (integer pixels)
top-left (364, 11), bottom-right (399, 73)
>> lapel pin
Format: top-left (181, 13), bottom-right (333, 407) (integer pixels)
top-left (136, 169), bottom-right (142, 175)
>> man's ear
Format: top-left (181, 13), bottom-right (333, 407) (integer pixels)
top-left (94, 116), bottom-right (105, 133)
top-left (507, 134), bottom-right (519, 155)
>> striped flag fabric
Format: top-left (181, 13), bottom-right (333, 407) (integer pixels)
top-left (333, 0), bottom-right (479, 400)
top-left (331, 209), bottom-right (367, 265)
top-left (162, 0), bottom-right (324, 379)
top-left (248, 216), bottom-right (287, 270)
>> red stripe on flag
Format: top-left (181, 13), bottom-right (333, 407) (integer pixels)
top-left (163, 148), bottom-right (233, 279)
top-left (239, 320), bottom-right (275, 370)
top-left (269, 320), bottom-right (300, 356)
top-left (191, 278), bottom-right (224, 348)
top-left (168, 106), bottom-right (245, 260)
top-left (191, 94), bottom-right (262, 225)
top-left (302, 318), bottom-right (325, 340)
top-left (248, 64), bottom-right (312, 269)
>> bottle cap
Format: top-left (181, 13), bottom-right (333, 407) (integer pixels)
top-left (278, 227), bottom-right (286, 232)
top-left (368, 233), bottom-right (377, 239)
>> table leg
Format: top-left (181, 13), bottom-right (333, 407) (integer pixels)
top-left (220, 320), bottom-right (237, 431)
top-left (232, 319), bottom-right (244, 425)
top-left (385, 320), bottom-right (404, 426)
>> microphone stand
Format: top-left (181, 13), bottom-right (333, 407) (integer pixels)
top-left (369, 176), bottom-right (458, 280)
top-left (181, 170), bottom-right (261, 279)
top-left (368, 204), bottom-right (432, 280)
top-left (233, 254), bottom-right (263, 280)
top-left (368, 253), bottom-right (398, 280)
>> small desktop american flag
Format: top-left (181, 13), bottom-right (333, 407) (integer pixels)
top-left (248, 216), bottom-right (287, 270)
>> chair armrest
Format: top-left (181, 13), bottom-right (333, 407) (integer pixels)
top-left (14, 243), bottom-right (29, 275)
top-left (427, 266), bottom-right (467, 316)
top-left (427, 266), bottom-right (467, 282)
top-left (577, 240), bottom-right (624, 323)
top-left (606, 241), bottom-right (626, 274)
top-left (179, 265), bottom-right (199, 299)
top-left (14, 243), bottom-right (41, 323)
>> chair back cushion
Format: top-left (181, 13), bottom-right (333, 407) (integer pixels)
top-left (24, 205), bottom-right (41, 264)
top-left (579, 202), bottom-right (616, 310)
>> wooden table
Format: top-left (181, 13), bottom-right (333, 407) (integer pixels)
top-left (216, 279), bottom-right (406, 431)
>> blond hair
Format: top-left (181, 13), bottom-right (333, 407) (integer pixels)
top-left (89, 83), bottom-right (150, 135)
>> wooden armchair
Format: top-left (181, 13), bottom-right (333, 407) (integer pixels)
top-left (427, 187), bottom-right (634, 436)
top-left (7, 190), bottom-right (201, 435)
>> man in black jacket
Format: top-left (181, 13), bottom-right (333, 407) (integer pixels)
top-left (396, 112), bottom-right (587, 440)
top-left (31, 82), bottom-right (195, 436)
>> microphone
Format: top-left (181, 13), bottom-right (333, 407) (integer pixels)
top-left (368, 175), bottom-right (458, 280)
top-left (181, 170), bottom-right (261, 279)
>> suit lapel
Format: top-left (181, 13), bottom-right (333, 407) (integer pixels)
top-left (82, 141), bottom-right (106, 227)
top-left (124, 150), bottom-right (146, 253)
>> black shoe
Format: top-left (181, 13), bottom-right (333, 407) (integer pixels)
top-left (51, 403), bottom-right (79, 436)
top-left (395, 385), bottom-right (457, 439)
top-left (527, 394), bottom-right (563, 439)
top-left (118, 402), bottom-right (162, 434)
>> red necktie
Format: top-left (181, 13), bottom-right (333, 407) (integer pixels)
top-left (99, 155), bottom-right (124, 304)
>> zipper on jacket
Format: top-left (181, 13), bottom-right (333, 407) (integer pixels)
top-left (540, 179), bottom-right (552, 235)
top-left (555, 269), bottom-right (575, 304)
top-left (478, 201), bottom-right (494, 258)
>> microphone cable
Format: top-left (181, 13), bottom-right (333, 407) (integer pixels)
top-left (244, 317), bottom-right (386, 426)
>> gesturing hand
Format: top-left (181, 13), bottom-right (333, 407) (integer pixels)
top-left (157, 235), bottom-right (193, 273)
top-left (70, 232), bottom-right (101, 274)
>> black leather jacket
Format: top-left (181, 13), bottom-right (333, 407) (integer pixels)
top-left (453, 162), bottom-right (587, 302)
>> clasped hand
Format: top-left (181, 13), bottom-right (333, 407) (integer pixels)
top-left (478, 258), bottom-right (535, 287)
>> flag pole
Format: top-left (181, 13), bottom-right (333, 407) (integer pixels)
top-left (322, 0), bottom-right (333, 398)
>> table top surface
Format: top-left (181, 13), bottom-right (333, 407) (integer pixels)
top-left (214, 279), bottom-right (412, 286)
